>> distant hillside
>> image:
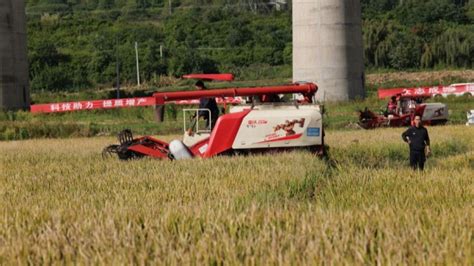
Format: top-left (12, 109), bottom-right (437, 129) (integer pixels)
top-left (25, 0), bottom-right (473, 91)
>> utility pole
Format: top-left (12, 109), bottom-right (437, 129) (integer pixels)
top-left (160, 45), bottom-right (163, 58)
top-left (116, 53), bottom-right (120, 98)
top-left (135, 41), bottom-right (140, 87)
top-left (116, 37), bottom-right (120, 98)
top-left (169, 0), bottom-right (172, 15)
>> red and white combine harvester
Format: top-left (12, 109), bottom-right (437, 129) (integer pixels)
top-left (358, 95), bottom-right (448, 129)
top-left (103, 78), bottom-right (324, 160)
top-left (357, 85), bottom-right (457, 129)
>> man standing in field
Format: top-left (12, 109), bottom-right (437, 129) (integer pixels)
top-left (402, 115), bottom-right (431, 170)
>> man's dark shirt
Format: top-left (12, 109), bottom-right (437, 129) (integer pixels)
top-left (199, 97), bottom-right (219, 121)
top-left (402, 126), bottom-right (430, 151)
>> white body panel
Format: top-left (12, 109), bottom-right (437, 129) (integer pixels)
top-left (467, 110), bottom-right (474, 126)
top-left (231, 104), bottom-right (323, 149)
top-left (442, 83), bottom-right (474, 97)
top-left (422, 103), bottom-right (448, 121)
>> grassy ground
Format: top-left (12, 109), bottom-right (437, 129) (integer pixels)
top-left (1, 125), bottom-right (472, 264)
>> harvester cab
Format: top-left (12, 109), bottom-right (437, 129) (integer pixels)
top-left (103, 74), bottom-right (324, 160)
top-left (182, 108), bottom-right (212, 146)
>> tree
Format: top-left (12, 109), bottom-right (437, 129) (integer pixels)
top-left (431, 27), bottom-right (473, 68)
top-left (388, 31), bottom-right (423, 69)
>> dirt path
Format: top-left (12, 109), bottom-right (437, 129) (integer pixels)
top-left (366, 70), bottom-right (474, 85)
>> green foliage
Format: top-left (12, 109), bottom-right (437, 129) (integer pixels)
top-left (25, 1), bottom-right (473, 91)
top-left (388, 31), bottom-right (423, 69)
top-left (431, 26), bottom-right (474, 68)
top-left (392, 0), bottom-right (467, 25)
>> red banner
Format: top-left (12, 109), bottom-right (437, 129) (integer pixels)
top-left (30, 96), bottom-right (243, 113)
top-left (378, 83), bottom-right (474, 99)
top-left (30, 97), bottom-right (156, 113)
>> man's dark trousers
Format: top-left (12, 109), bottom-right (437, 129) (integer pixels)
top-left (410, 150), bottom-right (425, 170)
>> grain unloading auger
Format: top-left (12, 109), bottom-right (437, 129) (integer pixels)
top-left (103, 82), bottom-right (324, 160)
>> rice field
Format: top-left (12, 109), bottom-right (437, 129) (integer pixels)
top-left (0, 125), bottom-right (473, 264)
